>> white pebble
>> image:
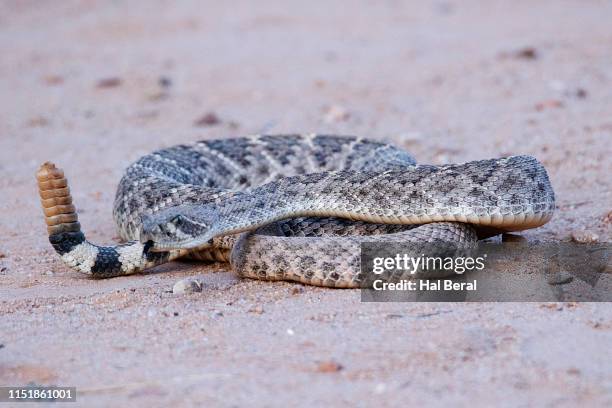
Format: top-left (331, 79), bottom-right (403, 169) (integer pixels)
top-left (173, 278), bottom-right (203, 294)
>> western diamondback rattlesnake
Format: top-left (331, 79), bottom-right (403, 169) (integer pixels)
top-left (36, 134), bottom-right (555, 288)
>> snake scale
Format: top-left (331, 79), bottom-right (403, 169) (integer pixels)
top-left (37, 134), bottom-right (555, 288)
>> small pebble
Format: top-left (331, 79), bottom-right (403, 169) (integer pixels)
top-left (158, 76), bottom-right (172, 88)
top-left (286, 328), bottom-right (295, 336)
top-left (514, 47), bottom-right (538, 60)
top-left (568, 88), bottom-right (588, 99)
top-left (172, 278), bottom-right (203, 294)
top-left (96, 77), bottom-right (122, 88)
top-left (316, 361), bottom-right (343, 373)
top-left (570, 230), bottom-right (599, 243)
top-left (211, 310), bottom-right (224, 319)
top-left (194, 112), bottom-right (221, 127)
top-left (535, 100), bottom-right (564, 111)
top-left (291, 285), bottom-right (304, 295)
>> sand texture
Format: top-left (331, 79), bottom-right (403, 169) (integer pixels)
top-left (1, 1), bottom-right (611, 406)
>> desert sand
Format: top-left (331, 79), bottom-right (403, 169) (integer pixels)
top-left (1, 1), bottom-right (611, 406)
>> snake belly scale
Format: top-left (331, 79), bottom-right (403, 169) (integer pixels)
top-left (36, 134), bottom-right (555, 288)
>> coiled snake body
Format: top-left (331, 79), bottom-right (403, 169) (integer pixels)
top-left (37, 134), bottom-right (555, 288)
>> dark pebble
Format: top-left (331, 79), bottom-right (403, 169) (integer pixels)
top-left (194, 112), bottom-right (221, 127)
top-left (515, 47), bottom-right (538, 60)
top-left (159, 76), bottom-right (172, 88)
top-left (96, 77), bottom-right (122, 88)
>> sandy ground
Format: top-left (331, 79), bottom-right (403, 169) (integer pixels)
top-left (1, 1), bottom-right (611, 406)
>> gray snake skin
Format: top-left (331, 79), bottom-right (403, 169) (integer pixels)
top-left (37, 134), bottom-right (555, 288)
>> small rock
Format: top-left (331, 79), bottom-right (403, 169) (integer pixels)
top-left (535, 100), bottom-right (564, 111)
top-left (571, 88), bottom-right (588, 99)
top-left (323, 105), bottom-right (350, 123)
top-left (96, 77), bottom-right (122, 88)
top-left (173, 278), bottom-right (203, 294)
top-left (0, 344), bottom-right (4, 350)
top-left (194, 112), bottom-right (221, 127)
top-left (291, 285), bottom-right (304, 295)
top-left (44, 271), bottom-right (54, 276)
top-left (158, 76), bottom-right (172, 88)
top-left (548, 271), bottom-right (574, 285)
top-left (0, 252), bottom-right (5, 258)
top-left (316, 361), bottom-right (343, 373)
top-left (570, 230), bottom-right (599, 243)
top-left (514, 47), bottom-right (538, 60)
top-left (286, 328), bottom-right (295, 336)
top-left (211, 310), bottom-right (224, 319)
top-left (173, 311), bottom-right (179, 317)
top-left (248, 305), bottom-right (264, 314)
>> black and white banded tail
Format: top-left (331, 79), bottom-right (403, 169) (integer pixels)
top-left (36, 162), bottom-right (175, 277)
